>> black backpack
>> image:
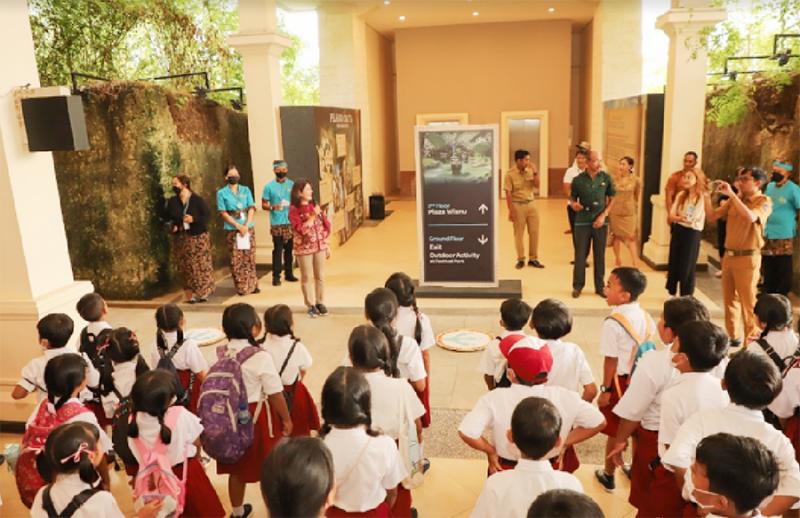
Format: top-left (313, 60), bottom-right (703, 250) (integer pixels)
top-left (279, 340), bottom-right (300, 412)
top-left (757, 338), bottom-right (800, 430)
top-left (155, 338), bottom-right (190, 406)
top-left (78, 327), bottom-right (114, 401)
top-left (42, 485), bottom-right (99, 517)
top-left (110, 355), bottom-right (150, 469)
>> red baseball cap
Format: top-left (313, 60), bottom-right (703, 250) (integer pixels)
top-left (507, 344), bottom-right (553, 383)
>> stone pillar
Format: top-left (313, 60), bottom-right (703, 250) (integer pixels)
top-left (0, 0), bottom-right (94, 421)
top-left (642, 2), bottom-right (726, 267)
top-left (229, 0), bottom-right (291, 264)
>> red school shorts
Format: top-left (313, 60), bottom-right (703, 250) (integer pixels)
top-left (600, 374), bottom-right (630, 437)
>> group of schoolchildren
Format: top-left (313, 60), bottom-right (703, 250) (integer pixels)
top-left (8, 266), bottom-right (800, 518)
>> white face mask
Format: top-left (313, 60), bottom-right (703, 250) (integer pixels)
top-left (691, 487), bottom-right (722, 510)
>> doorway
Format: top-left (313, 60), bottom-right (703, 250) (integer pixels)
top-left (500, 111), bottom-right (549, 198)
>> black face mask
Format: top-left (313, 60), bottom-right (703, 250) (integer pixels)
top-left (771, 172), bottom-right (785, 184)
top-left (227, 177), bottom-right (239, 185)
top-left (172, 186), bottom-right (182, 195)
top-left (275, 172), bottom-right (288, 180)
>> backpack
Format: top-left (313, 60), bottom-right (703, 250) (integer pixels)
top-left (606, 311), bottom-right (657, 375)
top-left (15, 400), bottom-right (91, 508)
top-left (79, 327), bottom-right (114, 401)
top-left (494, 334), bottom-right (529, 389)
top-left (110, 386), bottom-right (138, 470)
top-left (756, 338), bottom-right (800, 377)
top-left (42, 485), bottom-right (100, 517)
top-left (278, 339), bottom-right (299, 412)
top-left (197, 345), bottom-right (263, 464)
top-left (155, 337), bottom-right (189, 407)
top-left (131, 406), bottom-right (186, 517)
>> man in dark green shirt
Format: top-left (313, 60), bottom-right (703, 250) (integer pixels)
top-left (570, 150), bottom-right (616, 298)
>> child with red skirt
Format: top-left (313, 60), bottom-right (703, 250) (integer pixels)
top-left (260, 304), bottom-right (320, 436)
top-left (127, 369), bottom-right (225, 517)
top-left (152, 304), bottom-right (208, 414)
top-left (216, 303), bottom-right (292, 518)
top-left (321, 367), bottom-right (406, 517)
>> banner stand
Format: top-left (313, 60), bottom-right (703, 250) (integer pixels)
top-left (413, 279), bottom-right (522, 299)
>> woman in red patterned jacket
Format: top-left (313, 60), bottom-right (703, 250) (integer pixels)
top-left (289, 179), bottom-right (332, 319)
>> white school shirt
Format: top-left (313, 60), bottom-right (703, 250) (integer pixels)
top-left (223, 339), bottom-right (284, 402)
top-left (324, 426), bottom-right (407, 512)
top-left (478, 331), bottom-right (543, 382)
top-left (470, 459), bottom-right (583, 518)
top-left (749, 329), bottom-right (800, 360)
top-left (662, 404), bottom-right (800, 504)
top-left (342, 335), bottom-right (427, 382)
top-left (657, 372), bottom-right (729, 457)
top-left (364, 371), bottom-right (425, 440)
top-left (262, 334), bottom-right (313, 385)
top-left (770, 367), bottom-right (800, 418)
top-left (458, 383), bottom-right (605, 461)
top-left (18, 348), bottom-right (101, 403)
top-left (542, 339), bottom-right (594, 394)
top-left (600, 302), bottom-right (657, 376)
top-left (100, 359), bottom-right (139, 418)
top-left (26, 398), bottom-right (113, 452)
top-left (148, 331), bottom-right (208, 373)
top-left (563, 164), bottom-right (584, 204)
top-left (31, 474), bottom-right (124, 518)
top-left (395, 306), bottom-right (436, 351)
top-left (128, 406), bottom-right (203, 466)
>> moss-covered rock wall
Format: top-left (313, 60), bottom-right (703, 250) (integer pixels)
top-left (53, 82), bottom-right (252, 299)
top-left (702, 73), bottom-right (800, 293)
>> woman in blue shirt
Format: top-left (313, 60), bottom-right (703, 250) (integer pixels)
top-left (762, 159), bottom-right (800, 295)
top-left (217, 164), bottom-right (259, 296)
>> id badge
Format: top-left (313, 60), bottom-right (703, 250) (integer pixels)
top-left (183, 222), bottom-right (190, 230)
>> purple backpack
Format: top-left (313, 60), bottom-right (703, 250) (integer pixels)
top-left (197, 345), bottom-right (262, 464)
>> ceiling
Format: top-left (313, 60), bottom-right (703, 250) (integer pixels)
top-left (279, 0), bottom-right (599, 36)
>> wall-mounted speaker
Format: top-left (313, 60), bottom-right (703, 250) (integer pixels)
top-left (21, 95), bottom-right (89, 152)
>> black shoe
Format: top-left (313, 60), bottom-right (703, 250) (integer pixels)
top-left (230, 503), bottom-right (253, 518)
top-left (410, 508), bottom-right (418, 518)
top-left (594, 469), bottom-right (615, 492)
top-left (272, 278), bottom-right (281, 286)
top-left (422, 457), bottom-right (431, 474)
top-left (528, 260), bottom-right (545, 269)
top-left (571, 289), bottom-right (581, 298)
top-left (252, 287), bottom-right (261, 294)
top-left (730, 338), bottom-right (742, 348)
top-left (622, 465), bottom-right (632, 479)
top-left (595, 290), bottom-right (607, 299)
top-left (315, 303), bottom-right (329, 316)
top-left (285, 275), bottom-right (299, 282)
top-left (515, 260), bottom-right (525, 269)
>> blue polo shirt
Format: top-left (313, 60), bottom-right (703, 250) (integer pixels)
top-left (262, 178), bottom-right (294, 226)
top-left (216, 185), bottom-right (255, 231)
top-left (765, 180), bottom-right (800, 239)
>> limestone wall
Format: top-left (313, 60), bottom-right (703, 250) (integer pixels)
top-left (53, 82), bottom-right (252, 299)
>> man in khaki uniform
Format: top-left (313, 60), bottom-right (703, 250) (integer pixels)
top-left (505, 149), bottom-right (544, 269)
top-left (706, 167), bottom-right (772, 345)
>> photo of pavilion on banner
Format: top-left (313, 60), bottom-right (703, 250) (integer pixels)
top-left (415, 124), bottom-right (499, 287)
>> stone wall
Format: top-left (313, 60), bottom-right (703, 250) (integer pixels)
top-left (53, 82), bottom-right (252, 299)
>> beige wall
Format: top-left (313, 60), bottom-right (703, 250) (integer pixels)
top-left (394, 20), bottom-right (573, 174)
top-left (580, 20), bottom-right (594, 147)
top-left (365, 24), bottom-right (398, 196)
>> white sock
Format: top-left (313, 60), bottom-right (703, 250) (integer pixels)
top-left (232, 505), bottom-right (245, 517)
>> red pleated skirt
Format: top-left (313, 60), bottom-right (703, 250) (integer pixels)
top-left (549, 445), bottom-right (580, 473)
top-left (639, 463), bottom-right (684, 518)
top-left (327, 502), bottom-right (390, 517)
top-left (216, 401), bottom-right (282, 483)
top-left (600, 374), bottom-right (630, 437)
top-left (784, 414), bottom-right (799, 463)
top-left (391, 439), bottom-right (412, 517)
top-left (415, 379), bottom-right (431, 428)
top-left (629, 427), bottom-right (658, 510)
top-left (177, 369), bottom-right (201, 415)
top-left (86, 400), bottom-right (112, 428)
top-left (286, 381), bottom-right (320, 436)
top-left (173, 457), bottom-right (226, 518)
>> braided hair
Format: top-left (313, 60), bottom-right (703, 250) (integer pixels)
top-left (319, 367), bottom-right (379, 437)
top-left (348, 325), bottom-right (393, 377)
top-left (222, 303), bottom-right (262, 349)
top-left (260, 304), bottom-right (300, 343)
top-left (128, 370), bottom-right (177, 444)
top-left (155, 303), bottom-right (185, 354)
top-left (36, 422), bottom-right (100, 485)
top-left (385, 272), bottom-right (423, 345)
top-left (364, 288), bottom-right (401, 378)
top-left (44, 354), bottom-right (88, 411)
top-left (754, 294), bottom-right (792, 341)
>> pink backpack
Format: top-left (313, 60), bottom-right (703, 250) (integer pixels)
top-left (15, 400), bottom-right (90, 508)
top-left (131, 406), bottom-right (187, 517)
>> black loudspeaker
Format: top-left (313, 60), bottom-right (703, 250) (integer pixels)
top-left (369, 194), bottom-right (386, 220)
top-left (21, 95), bottom-right (89, 152)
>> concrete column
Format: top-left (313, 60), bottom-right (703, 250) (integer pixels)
top-left (0, 0), bottom-right (93, 421)
top-left (229, 0), bottom-right (291, 264)
top-left (642, 3), bottom-right (726, 267)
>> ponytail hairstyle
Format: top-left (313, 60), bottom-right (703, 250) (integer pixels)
top-left (44, 353), bottom-right (88, 411)
top-left (348, 325), bottom-right (392, 377)
top-left (364, 288), bottom-right (401, 378)
top-left (755, 294), bottom-right (793, 340)
top-left (260, 304), bottom-right (298, 343)
top-left (320, 367), bottom-right (379, 438)
top-left (36, 422), bottom-right (100, 485)
top-left (155, 303), bottom-right (185, 353)
top-left (128, 370), bottom-right (177, 444)
top-left (222, 303), bottom-right (261, 349)
top-left (385, 272), bottom-right (423, 345)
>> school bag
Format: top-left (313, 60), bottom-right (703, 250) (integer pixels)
top-left (606, 311), bottom-right (657, 375)
top-left (155, 335), bottom-right (190, 407)
top-left (197, 345), bottom-right (263, 464)
top-left (110, 385), bottom-right (138, 470)
top-left (15, 400), bottom-right (91, 508)
top-left (494, 334), bottom-right (530, 388)
top-left (756, 338), bottom-right (800, 376)
top-left (41, 485), bottom-right (100, 517)
top-left (78, 327), bottom-right (114, 402)
top-left (131, 406), bottom-right (186, 517)
top-left (278, 339), bottom-right (299, 412)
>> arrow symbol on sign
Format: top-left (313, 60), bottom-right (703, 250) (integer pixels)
top-left (478, 235), bottom-right (488, 245)
top-left (478, 203), bottom-right (488, 214)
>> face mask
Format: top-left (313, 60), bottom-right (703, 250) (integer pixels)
top-left (227, 176), bottom-right (239, 185)
top-left (771, 172), bottom-right (784, 183)
top-left (275, 172), bottom-right (287, 179)
top-left (172, 186), bottom-right (182, 195)
top-left (691, 487), bottom-right (722, 510)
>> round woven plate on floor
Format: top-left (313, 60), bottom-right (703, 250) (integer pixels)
top-left (436, 329), bottom-right (493, 352)
top-left (185, 327), bottom-right (227, 348)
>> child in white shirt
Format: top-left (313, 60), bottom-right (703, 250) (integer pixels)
top-left (478, 298), bottom-right (540, 390)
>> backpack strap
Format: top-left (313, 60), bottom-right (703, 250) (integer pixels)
top-left (235, 345), bottom-right (262, 365)
top-left (607, 310), bottom-right (654, 371)
top-left (56, 402), bottom-right (91, 423)
top-left (43, 485), bottom-right (100, 518)
top-left (756, 338), bottom-right (786, 372)
top-left (159, 338), bottom-right (183, 361)
top-left (279, 339), bottom-right (300, 378)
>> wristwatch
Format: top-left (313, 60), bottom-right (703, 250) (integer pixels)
top-left (600, 385), bottom-right (612, 393)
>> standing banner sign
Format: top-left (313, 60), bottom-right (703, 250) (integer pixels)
top-left (415, 125), bottom-right (498, 286)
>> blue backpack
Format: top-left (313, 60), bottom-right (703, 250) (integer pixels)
top-left (606, 311), bottom-right (657, 374)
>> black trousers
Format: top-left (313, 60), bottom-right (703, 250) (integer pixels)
top-left (272, 235), bottom-right (294, 280)
top-left (666, 225), bottom-right (702, 296)
top-left (573, 224), bottom-right (607, 292)
top-left (567, 205), bottom-right (589, 261)
top-left (761, 254), bottom-right (793, 295)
